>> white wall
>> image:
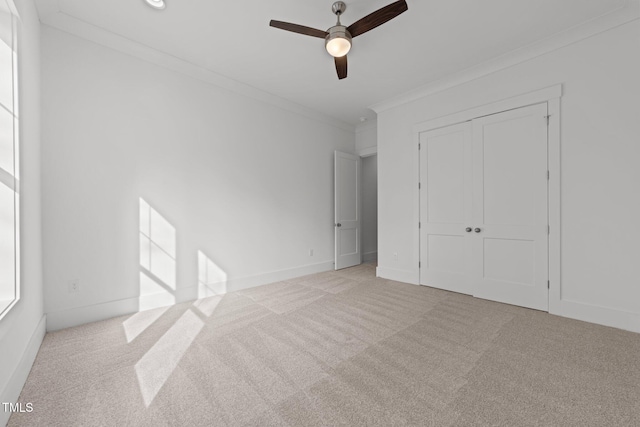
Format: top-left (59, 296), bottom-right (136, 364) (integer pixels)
top-left (361, 155), bottom-right (377, 262)
top-left (355, 120), bottom-right (377, 156)
top-left (376, 20), bottom-right (640, 332)
top-left (0, 0), bottom-right (44, 424)
top-left (41, 27), bottom-right (355, 330)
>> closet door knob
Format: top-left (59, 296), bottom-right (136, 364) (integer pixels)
top-left (465, 227), bottom-right (472, 232)
top-left (474, 228), bottom-right (481, 233)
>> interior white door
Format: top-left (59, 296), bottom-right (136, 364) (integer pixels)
top-left (471, 103), bottom-right (549, 310)
top-left (419, 122), bottom-right (473, 294)
top-left (335, 151), bottom-right (361, 270)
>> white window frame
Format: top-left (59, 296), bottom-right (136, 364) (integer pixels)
top-left (0, 0), bottom-right (20, 321)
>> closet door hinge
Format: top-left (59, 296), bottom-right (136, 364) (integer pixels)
top-left (544, 115), bottom-right (551, 125)
top-left (419, 222), bottom-right (421, 229)
top-left (418, 143), bottom-right (421, 150)
top-left (418, 182), bottom-right (421, 190)
top-left (548, 280), bottom-right (550, 289)
top-left (547, 170), bottom-right (550, 180)
top-left (419, 261), bottom-right (421, 268)
top-left (548, 225), bottom-right (550, 234)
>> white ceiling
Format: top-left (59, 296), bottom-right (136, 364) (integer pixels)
top-left (35, 0), bottom-right (629, 126)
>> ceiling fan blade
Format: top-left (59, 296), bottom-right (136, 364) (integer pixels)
top-left (269, 20), bottom-right (329, 39)
top-left (335, 55), bottom-right (347, 80)
top-left (346, 0), bottom-right (408, 38)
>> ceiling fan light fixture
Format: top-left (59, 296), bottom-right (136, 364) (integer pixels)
top-left (144, 0), bottom-right (166, 10)
top-left (325, 26), bottom-right (352, 57)
top-left (270, 0), bottom-right (408, 78)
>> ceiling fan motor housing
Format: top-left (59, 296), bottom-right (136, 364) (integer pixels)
top-left (325, 25), bottom-right (352, 57)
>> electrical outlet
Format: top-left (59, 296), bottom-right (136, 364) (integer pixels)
top-left (68, 280), bottom-right (80, 293)
top-left (309, 249), bottom-right (314, 256)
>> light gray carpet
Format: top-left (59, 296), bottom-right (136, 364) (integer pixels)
top-left (9, 264), bottom-right (640, 426)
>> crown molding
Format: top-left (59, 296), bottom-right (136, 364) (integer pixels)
top-left (34, 0), bottom-right (59, 21)
top-left (370, 0), bottom-right (640, 114)
top-left (35, 3), bottom-right (355, 133)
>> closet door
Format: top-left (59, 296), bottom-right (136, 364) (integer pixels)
top-left (470, 103), bottom-right (549, 310)
top-left (419, 122), bottom-right (473, 294)
top-left (419, 103), bottom-right (549, 311)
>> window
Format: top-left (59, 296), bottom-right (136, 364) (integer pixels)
top-left (0, 0), bottom-right (19, 320)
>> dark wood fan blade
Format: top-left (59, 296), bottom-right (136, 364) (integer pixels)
top-left (346, 0), bottom-right (408, 38)
top-left (335, 55), bottom-right (347, 80)
top-left (269, 20), bottom-right (329, 38)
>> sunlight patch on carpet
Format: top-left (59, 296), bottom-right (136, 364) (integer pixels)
top-left (135, 309), bottom-right (204, 406)
top-left (122, 305), bottom-right (170, 343)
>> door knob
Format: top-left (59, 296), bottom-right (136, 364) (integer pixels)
top-left (474, 228), bottom-right (481, 233)
top-left (465, 227), bottom-right (472, 232)
top-left (336, 223), bottom-right (342, 227)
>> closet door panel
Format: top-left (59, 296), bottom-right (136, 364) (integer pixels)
top-left (419, 122), bottom-right (473, 295)
top-left (471, 103), bottom-right (549, 311)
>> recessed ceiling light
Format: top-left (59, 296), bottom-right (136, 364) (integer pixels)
top-left (144, 0), bottom-right (166, 10)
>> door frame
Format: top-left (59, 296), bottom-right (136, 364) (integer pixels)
top-left (412, 84), bottom-right (562, 314)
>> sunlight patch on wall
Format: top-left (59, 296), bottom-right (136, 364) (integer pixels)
top-left (139, 198), bottom-right (177, 311)
top-left (197, 250), bottom-right (227, 298)
top-left (135, 309), bottom-right (203, 407)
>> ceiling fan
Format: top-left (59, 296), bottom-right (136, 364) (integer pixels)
top-left (269, 0), bottom-right (408, 80)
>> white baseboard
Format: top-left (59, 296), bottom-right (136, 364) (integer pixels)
top-left (0, 314), bottom-right (46, 427)
top-left (363, 251), bottom-right (378, 263)
top-left (47, 297), bottom-right (139, 331)
top-left (376, 266), bottom-right (419, 285)
top-left (552, 299), bottom-right (640, 334)
top-left (46, 260), bottom-right (334, 331)
top-left (207, 260), bottom-right (334, 294)
top-left (378, 265), bottom-right (640, 334)
top-left (47, 284), bottom-right (215, 331)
